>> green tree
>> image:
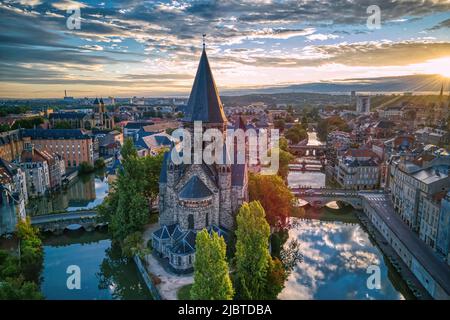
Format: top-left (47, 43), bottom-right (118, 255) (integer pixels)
top-left (94, 157), bottom-right (106, 169)
top-left (274, 119), bottom-right (285, 132)
top-left (317, 116), bottom-right (350, 142)
top-left (98, 140), bottom-right (163, 244)
top-left (16, 218), bottom-right (43, 283)
top-left (11, 117), bottom-right (44, 129)
top-left (234, 201), bottom-right (271, 300)
top-left (53, 121), bottom-right (72, 129)
top-left (279, 137), bottom-right (289, 152)
top-left (190, 230), bottom-right (234, 300)
top-left (248, 174), bottom-right (296, 230)
top-left (285, 123), bottom-right (307, 144)
top-left (121, 137), bottom-right (137, 161)
top-left (278, 149), bottom-right (294, 180)
top-left (110, 175), bottom-right (149, 240)
top-left (122, 231), bottom-right (150, 258)
top-left (78, 161), bottom-right (95, 174)
top-left (0, 124), bottom-right (11, 133)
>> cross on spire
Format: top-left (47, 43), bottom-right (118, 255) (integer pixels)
top-left (202, 34), bottom-right (206, 49)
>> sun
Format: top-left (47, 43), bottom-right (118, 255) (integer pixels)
top-left (422, 57), bottom-right (450, 78)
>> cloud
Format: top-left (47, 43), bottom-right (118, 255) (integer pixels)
top-left (306, 33), bottom-right (340, 42)
top-left (2, 0), bottom-right (450, 97)
top-left (428, 18), bottom-right (450, 30)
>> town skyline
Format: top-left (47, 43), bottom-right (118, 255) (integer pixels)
top-left (1, 0), bottom-right (450, 98)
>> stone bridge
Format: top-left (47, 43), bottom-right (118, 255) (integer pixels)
top-left (289, 144), bottom-right (326, 156)
top-left (290, 187), bottom-right (385, 209)
top-left (30, 210), bottom-right (105, 233)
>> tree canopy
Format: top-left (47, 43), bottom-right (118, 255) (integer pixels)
top-left (248, 174), bottom-right (295, 230)
top-left (284, 123), bottom-right (307, 144)
top-left (98, 139), bottom-right (164, 243)
top-left (190, 230), bottom-right (234, 300)
top-left (234, 201), bottom-right (271, 300)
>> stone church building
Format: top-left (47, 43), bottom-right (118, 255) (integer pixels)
top-left (152, 46), bottom-right (249, 273)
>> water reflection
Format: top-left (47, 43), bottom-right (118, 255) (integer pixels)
top-left (288, 171), bottom-right (326, 189)
top-left (279, 218), bottom-right (406, 300)
top-left (27, 172), bottom-right (109, 216)
top-left (41, 230), bottom-right (152, 300)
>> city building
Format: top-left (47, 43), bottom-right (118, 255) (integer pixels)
top-left (50, 98), bottom-right (115, 130)
top-left (134, 132), bottom-right (176, 157)
top-left (123, 121), bottom-right (154, 138)
top-left (19, 139), bottom-right (51, 197)
top-left (0, 129), bottom-right (24, 162)
top-left (49, 112), bottom-right (91, 129)
top-left (0, 159), bottom-right (27, 235)
top-left (92, 97), bottom-right (115, 130)
top-left (336, 148), bottom-right (380, 190)
top-left (388, 153), bottom-right (450, 264)
top-left (152, 46), bottom-right (248, 273)
top-left (356, 95), bottom-right (370, 114)
top-left (22, 129), bottom-right (94, 168)
top-left (437, 192), bottom-right (450, 264)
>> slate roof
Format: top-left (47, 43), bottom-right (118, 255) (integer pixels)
top-left (0, 158), bottom-right (19, 177)
top-left (125, 121), bottom-right (154, 130)
top-left (140, 133), bottom-right (174, 150)
top-left (178, 176), bottom-right (212, 199)
top-left (22, 129), bottom-right (90, 140)
top-left (49, 112), bottom-right (88, 120)
top-left (183, 48), bottom-right (227, 124)
top-left (207, 225), bottom-right (230, 242)
top-left (171, 230), bottom-right (196, 255)
top-left (178, 175), bottom-right (213, 200)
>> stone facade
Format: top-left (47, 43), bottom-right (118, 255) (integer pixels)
top-left (153, 46), bottom-right (248, 273)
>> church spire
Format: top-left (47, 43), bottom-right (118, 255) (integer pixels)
top-left (182, 37), bottom-right (227, 124)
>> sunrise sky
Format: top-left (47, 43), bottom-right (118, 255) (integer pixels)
top-left (1, 0), bottom-right (450, 98)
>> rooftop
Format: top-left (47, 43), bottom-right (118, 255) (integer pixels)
top-left (22, 128), bottom-right (90, 140)
top-left (183, 48), bottom-right (227, 124)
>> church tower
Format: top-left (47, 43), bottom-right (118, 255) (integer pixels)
top-left (152, 38), bottom-right (248, 272)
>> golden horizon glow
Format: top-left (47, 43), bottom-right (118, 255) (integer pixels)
top-left (419, 57), bottom-right (450, 78)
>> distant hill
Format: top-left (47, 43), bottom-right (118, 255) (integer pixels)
top-left (222, 74), bottom-right (450, 95)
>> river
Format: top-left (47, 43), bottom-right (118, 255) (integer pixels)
top-left (36, 131), bottom-right (410, 300)
top-left (280, 131), bottom-right (412, 300)
top-left (27, 171), bottom-right (109, 216)
top-left (41, 230), bottom-right (152, 300)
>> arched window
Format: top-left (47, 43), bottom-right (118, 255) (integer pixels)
top-left (205, 213), bottom-right (209, 227)
top-left (188, 214), bottom-right (194, 229)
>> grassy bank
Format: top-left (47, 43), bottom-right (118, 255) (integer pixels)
top-left (177, 284), bottom-right (193, 300)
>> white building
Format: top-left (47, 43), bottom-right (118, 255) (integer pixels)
top-left (0, 159), bottom-right (27, 235)
top-left (336, 148), bottom-right (380, 190)
top-left (389, 154), bottom-right (450, 263)
top-left (20, 141), bottom-right (51, 197)
top-left (356, 95), bottom-right (370, 114)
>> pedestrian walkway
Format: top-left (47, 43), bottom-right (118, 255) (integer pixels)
top-left (142, 222), bottom-right (193, 300)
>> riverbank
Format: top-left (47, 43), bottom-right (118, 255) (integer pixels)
top-left (356, 212), bottom-right (431, 300)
